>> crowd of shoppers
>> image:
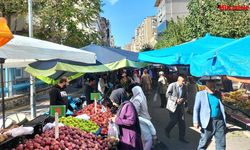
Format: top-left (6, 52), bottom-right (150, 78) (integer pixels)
top-left (49, 67), bottom-right (230, 150)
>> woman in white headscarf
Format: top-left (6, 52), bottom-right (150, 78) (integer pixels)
top-left (130, 86), bottom-right (151, 120)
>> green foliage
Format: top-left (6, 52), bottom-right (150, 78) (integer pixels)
top-left (33, 0), bottom-right (102, 48)
top-left (154, 18), bottom-right (189, 49)
top-left (0, 0), bottom-right (28, 32)
top-left (0, 0), bottom-right (103, 48)
top-left (155, 0), bottom-right (250, 49)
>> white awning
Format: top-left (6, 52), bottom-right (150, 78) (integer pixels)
top-left (0, 35), bottom-right (96, 65)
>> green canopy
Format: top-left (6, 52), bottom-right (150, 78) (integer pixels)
top-left (25, 45), bottom-right (148, 84)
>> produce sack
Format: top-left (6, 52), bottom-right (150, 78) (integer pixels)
top-left (6, 126), bottom-right (34, 137)
top-left (108, 121), bottom-right (119, 139)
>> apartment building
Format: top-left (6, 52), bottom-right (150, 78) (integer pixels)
top-left (155, 0), bottom-right (188, 34)
top-left (126, 16), bottom-right (157, 52)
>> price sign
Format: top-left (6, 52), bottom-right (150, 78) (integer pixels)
top-left (90, 93), bottom-right (101, 100)
top-left (50, 105), bottom-right (66, 117)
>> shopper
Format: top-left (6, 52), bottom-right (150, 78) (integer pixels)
top-left (157, 71), bottom-right (168, 108)
top-left (186, 76), bottom-right (197, 114)
top-left (83, 78), bottom-right (96, 105)
top-left (110, 98), bottom-right (143, 150)
top-left (139, 116), bottom-right (157, 150)
top-left (98, 74), bottom-right (108, 95)
top-left (133, 70), bottom-right (141, 84)
top-left (193, 79), bottom-right (226, 150)
top-left (130, 85), bottom-right (151, 120)
top-left (120, 72), bottom-right (133, 88)
top-left (165, 76), bottom-right (189, 143)
top-left (49, 76), bottom-right (70, 110)
top-left (110, 87), bottom-right (128, 105)
top-left (141, 69), bottom-right (152, 95)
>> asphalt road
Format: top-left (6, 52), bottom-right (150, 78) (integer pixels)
top-left (147, 93), bottom-right (250, 150)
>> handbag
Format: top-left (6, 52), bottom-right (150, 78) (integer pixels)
top-left (166, 96), bottom-right (177, 113)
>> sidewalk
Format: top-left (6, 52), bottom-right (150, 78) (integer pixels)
top-left (147, 93), bottom-right (250, 150)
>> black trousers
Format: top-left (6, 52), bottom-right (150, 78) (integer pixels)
top-left (160, 94), bottom-right (167, 107)
top-left (165, 106), bottom-right (186, 139)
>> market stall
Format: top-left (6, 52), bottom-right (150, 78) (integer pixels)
top-left (190, 35), bottom-right (250, 130)
top-left (0, 102), bottom-right (118, 150)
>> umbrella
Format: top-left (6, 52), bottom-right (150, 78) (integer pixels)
top-left (0, 18), bottom-right (13, 47)
top-left (190, 35), bottom-right (250, 77)
top-left (138, 34), bottom-right (235, 65)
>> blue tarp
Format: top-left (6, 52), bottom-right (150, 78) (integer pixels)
top-left (190, 35), bottom-right (250, 77)
top-left (138, 34), bottom-right (235, 65)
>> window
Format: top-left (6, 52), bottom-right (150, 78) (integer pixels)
top-left (15, 68), bottom-right (22, 79)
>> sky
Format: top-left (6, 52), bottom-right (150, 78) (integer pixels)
top-left (102, 0), bottom-right (156, 48)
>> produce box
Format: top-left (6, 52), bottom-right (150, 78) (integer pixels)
top-left (23, 114), bottom-right (54, 135)
top-left (0, 135), bottom-right (26, 150)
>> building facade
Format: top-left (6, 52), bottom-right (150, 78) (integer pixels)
top-left (110, 35), bottom-right (115, 47)
top-left (155, 0), bottom-right (188, 34)
top-left (99, 17), bottom-right (111, 47)
top-left (126, 16), bottom-right (157, 52)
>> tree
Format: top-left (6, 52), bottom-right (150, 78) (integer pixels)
top-left (140, 43), bottom-right (153, 52)
top-left (154, 18), bottom-right (189, 49)
top-left (33, 0), bottom-right (103, 48)
top-left (0, 0), bottom-right (103, 48)
top-left (155, 0), bottom-right (250, 49)
top-left (0, 0), bottom-right (28, 33)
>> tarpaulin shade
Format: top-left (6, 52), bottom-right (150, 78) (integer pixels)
top-left (0, 35), bottom-right (96, 64)
top-left (139, 34), bottom-right (235, 65)
top-left (25, 44), bottom-right (148, 84)
top-left (190, 35), bottom-right (250, 77)
top-left (0, 18), bottom-right (13, 47)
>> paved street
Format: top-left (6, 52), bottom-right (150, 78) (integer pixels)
top-left (147, 93), bottom-right (250, 150)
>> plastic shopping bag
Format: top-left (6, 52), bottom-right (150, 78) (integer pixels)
top-left (153, 93), bottom-right (158, 102)
top-left (108, 121), bottom-right (119, 139)
top-left (6, 126), bottom-right (34, 137)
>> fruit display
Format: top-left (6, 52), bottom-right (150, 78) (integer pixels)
top-left (223, 89), bottom-right (250, 110)
top-left (59, 116), bottom-right (99, 134)
top-left (76, 104), bottom-right (113, 135)
top-left (13, 126), bottom-right (113, 150)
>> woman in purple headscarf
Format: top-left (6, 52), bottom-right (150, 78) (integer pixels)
top-left (110, 95), bottom-right (143, 150)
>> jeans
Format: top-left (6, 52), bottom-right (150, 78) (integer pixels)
top-left (198, 119), bottom-right (226, 150)
top-left (165, 106), bottom-right (186, 139)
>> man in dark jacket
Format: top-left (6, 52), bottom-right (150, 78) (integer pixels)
top-left (49, 76), bottom-right (69, 110)
top-left (83, 78), bottom-right (96, 105)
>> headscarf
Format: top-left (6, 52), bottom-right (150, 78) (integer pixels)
top-left (110, 88), bottom-right (128, 105)
top-left (131, 86), bottom-right (147, 103)
top-left (130, 86), bottom-right (151, 120)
